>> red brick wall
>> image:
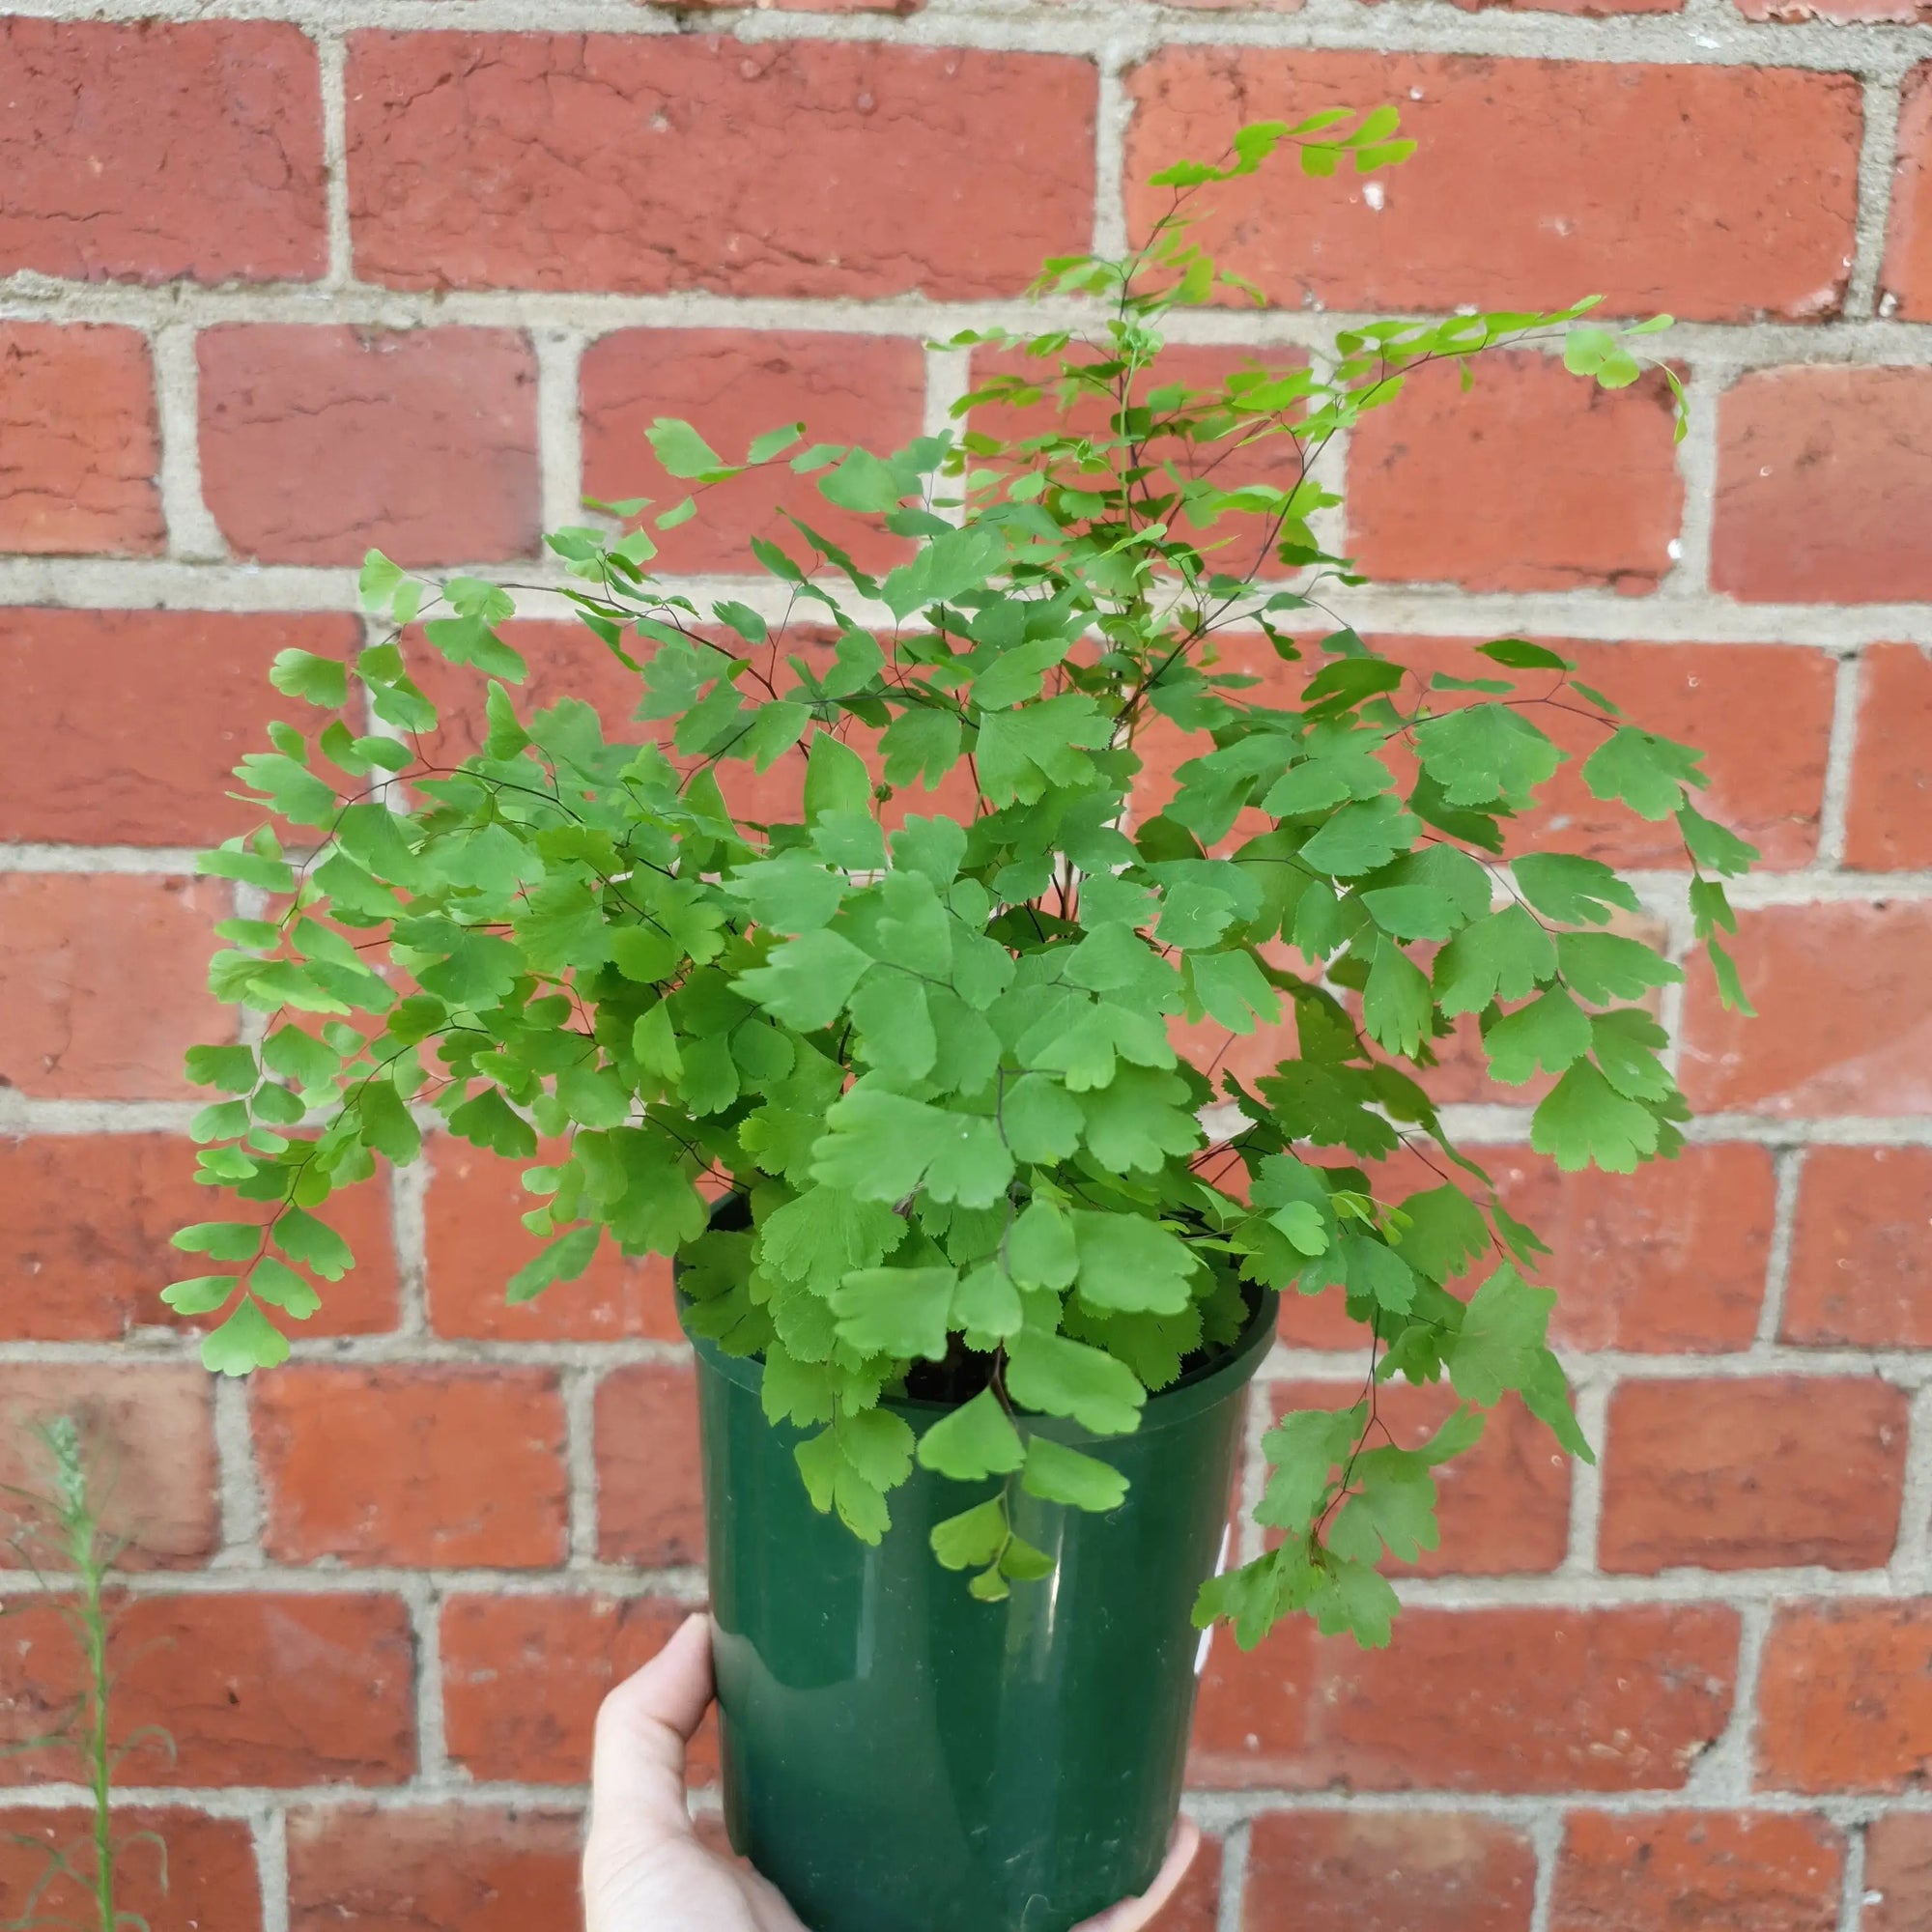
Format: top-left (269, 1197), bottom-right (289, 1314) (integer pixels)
top-left (1, 8), bottom-right (1929, 1930)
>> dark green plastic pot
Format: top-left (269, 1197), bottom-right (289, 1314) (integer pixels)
top-left (680, 1283), bottom-right (1278, 1932)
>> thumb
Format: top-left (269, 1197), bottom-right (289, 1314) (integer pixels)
top-left (1072, 1817), bottom-right (1203, 1932)
top-left (588, 1611), bottom-right (715, 1842)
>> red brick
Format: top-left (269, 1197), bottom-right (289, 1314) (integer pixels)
top-left (1863, 1814), bottom-right (1932, 1932)
top-left (404, 619), bottom-right (634, 799)
top-left (645, 0), bottom-right (920, 10)
top-left (1681, 903), bottom-right (1932, 1117)
top-left (440, 1593), bottom-right (714, 1784)
top-left (1714, 369), bottom-right (1932, 603)
top-left (1349, 354), bottom-right (1683, 593)
top-left (1845, 644), bottom-right (1932, 869)
top-left (594, 1363), bottom-right (706, 1567)
top-left (1496, 1144), bottom-right (1773, 1353)
top-left (1758, 1602), bottom-right (1932, 1793)
top-left (1244, 1814), bottom-right (1536, 1932)
top-left (0, 1365), bottom-right (216, 1570)
top-left (0, 873), bottom-right (230, 1100)
top-left (1435, 638), bottom-right (1828, 871)
top-left (0, 610), bottom-right (358, 846)
top-left (1745, 0), bottom-right (1929, 13)
top-left (0, 1807), bottom-right (261, 1931)
top-left (348, 34), bottom-right (1094, 299)
top-left (1135, 635), bottom-right (1832, 872)
top-left (1785, 1147), bottom-right (1932, 1348)
top-left (1882, 66), bottom-right (1932, 314)
top-left (408, 620), bottom-right (639, 771)
top-left (1272, 1281), bottom-right (1369, 1352)
top-left (288, 1804), bottom-right (582, 1932)
top-left (255, 1366), bottom-right (568, 1568)
top-left (581, 328), bottom-right (927, 576)
top-left (1193, 1605), bottom-right (1736, 1791)
top-left (1552, 1811), bottom-right (1843, 1932)
top-left (0, 325), bottom-right (161, 554)
top-left (1268, 1383), bottom-right (1569, 1575)
top-left (1440, 0), bottom-right (1681, 10)
top-left (198, 326), bottom-right (538, 566)
top-left (0, 1592), bottom-right (414, 1787)
top-left (405, 619), bottom-right (930, 838)
top-left (1600, 1377), bottom-right (1908, 1575)
top-left (0, 1134), bottom-right (398, 1342)
top-left (968, 342), bottom-right (1306, 449)
top-left (968, 342), bottom-right (1311, 579)
top-left (0, 19), bottom-right (325, 284)
top-left (1126, 53), bottom-right (1859, 322)
top-left (424, 1138), bottom-right (680, 1343)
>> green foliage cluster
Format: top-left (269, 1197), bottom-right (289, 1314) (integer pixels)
top-left (3, 1418), bottom-right (170, 1931)
top-left (170, 113), bottom-right (1747, 1647)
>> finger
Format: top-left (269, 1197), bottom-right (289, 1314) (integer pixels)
top-left (749, 1865), bottom-right (814, 1932)
top-left (1070, 1817), bottom-right (1203, 1932)
top-left (588, 1610), bottom-right (715, 1838)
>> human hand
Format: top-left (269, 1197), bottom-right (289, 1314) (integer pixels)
top-left (583, 1611), bottom-right (1203, 1932)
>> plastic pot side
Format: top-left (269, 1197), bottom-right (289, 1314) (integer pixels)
top-left (682, 1286), bottom-right (1280, 1932)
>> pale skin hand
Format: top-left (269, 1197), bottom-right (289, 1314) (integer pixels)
top-left (583, 1612), bottom-right (1202, 1932)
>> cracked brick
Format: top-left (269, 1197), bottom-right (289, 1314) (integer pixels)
top-left (0, 609), bottom-right (358, 844)
top-left (581, 328), bottom-right (927, 574)
top-left (0, 18), bottom-right (325, 284)
top-left (288, 1807), bottom-right (583, 1932)
top-left (1347, 353), bottom-right (1685, 594)
top-left (0, 1593), bottom-right (415, 1788)
top-left (346, 33), bottom-right (1094, 298)
top-left (0, 1132), bottom-right (400, 1343)
top-left (0, 324), bottom-right (162, 554)
top-left (1715, 368), bottom-right (1932, 603)
top-left (0, 873), bottom-right (230, 1101)
top-left (198, 325), bottom-right (540, 567)
top-left (1125, 51), bottom-right (1860, 322)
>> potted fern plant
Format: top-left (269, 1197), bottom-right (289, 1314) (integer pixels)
top-left (166, 111), bottom-right (1749, 1932)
